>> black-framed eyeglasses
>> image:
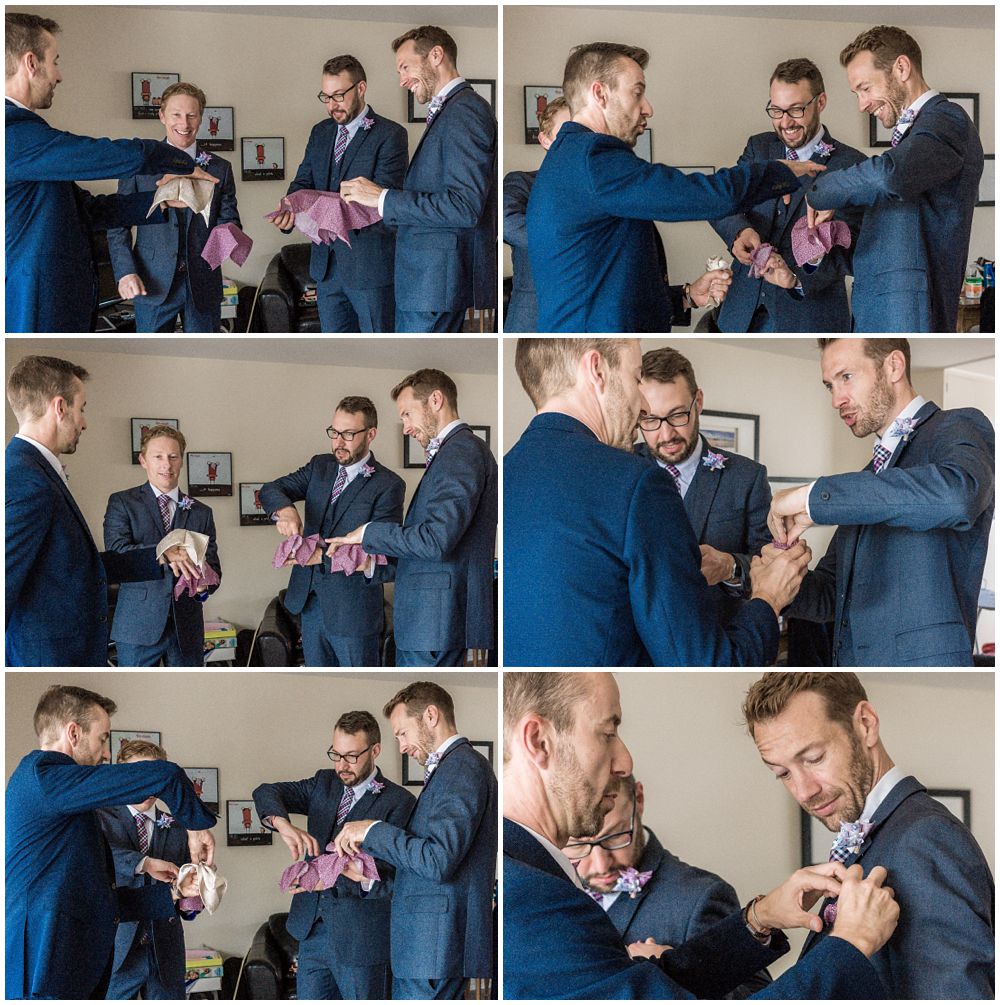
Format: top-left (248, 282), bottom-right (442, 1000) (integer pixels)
top-left (637, 399), bottom-right (697, 431)
top-left (564, 801), bottom-right (636, 860)
top-left (327, 744), bottom-right (373, 764)
top-left (326, 426), bottom-right (370, 442)
top-left (765, 94), bottom-right (818, 120)
top-left (318, 82), bottom-right (359, 104)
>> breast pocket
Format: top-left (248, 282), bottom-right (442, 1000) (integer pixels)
top-left (395, 232), bottom-right (459, 310)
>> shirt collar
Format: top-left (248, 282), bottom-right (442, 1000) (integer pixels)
top-left (859, 765), bottom-right (906, 823)
top-left (787, 125), bottom-right (826, 163)
top-left (433, 419), bottom-right (464, 445)
top-left (349, 766), bottom-right (378, 802)
top-left (654, 438), bottom-right (702, 489)
top-left (434, 76), bottom-right (465, 102)
top-left (165, 138), bottom-right (198, 159)
top-left (128, 805), bottom-right (157, 823)
top-left (15, 433), bottom-right (68, 485)
top-left (876, 395), bottom-right (926, 453)
top-left (512, 820), bottom-right (585, 890)
top-left (340, 451), bottom-right (373, 484)
top-left (150, 484), bottom-right (181, 502)
top-left (905, 89), bottom-right (939, 120)
top-left (433, 733), bottom-right (464, 758)
top-left (341, 103), bottom-right (372, 140)
top-left (5, 94), bottom-right (30, 110)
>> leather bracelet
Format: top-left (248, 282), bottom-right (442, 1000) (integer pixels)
top-left (744, 894), bottom-right (772, 943)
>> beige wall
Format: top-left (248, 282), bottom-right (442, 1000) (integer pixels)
top-left (502, 6), bottom-right (995, 303)
top-left (615, 670), bottom-right (995, 974)
top-left (4, 340), bottom-right (498, 632)
top-left (4, 669), bottom-right (499, 959)
top-left (10, 5), bottom-right (497, 289)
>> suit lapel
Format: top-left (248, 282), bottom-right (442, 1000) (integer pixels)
top-left (329, 471), bottom-right (368, 534)
top-left (407, 83), bottom-right (470, 175)
top-left (321, 775), bottom-right (347, 847)
top-left (683, 438), bottom-right (721, 541)
top-left (406, 424), bottom-right (469, 519)
top-left (142, 483), bottom-right (167, 535)
top-left (882, 401), bottom-right (939, 472)
top-left (350, 767), bottom-right (385, 821)
top-left (606, 829), bottom-right (662, 934)
top-left (26, 445), bottom-right (96, 548)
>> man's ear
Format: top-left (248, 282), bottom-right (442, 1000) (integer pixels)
top-left (521, 714), bottom-right (555, 768)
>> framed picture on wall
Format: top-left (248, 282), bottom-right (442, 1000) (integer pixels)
top-left (928, 788), bottom-right (972, 827)
top-left (239, 482), bottom-right (271, 525)
top-left (768, 475), bottom-right (812, 498)
top-left (977, 154), bottom-right (994, 207)
top-left (469, 425), bottom-right (492, 450)
top-left (402, 752), bottom-right (425, 787)
top-left (183, 767), bottom-right (220, 814)
top-left (409, 79), bottom-right (496, 122)
top-left (869, 92), bottom-right (979, 147)
top-left (226, 800), bottom-right (272, 845)
top-left (701, 410), bottom-right (760, 460)
top-left (187, 452), bottom-right (232, 496)
top-left (402, 434), bottom-right (426, 469)
top-left (111, 729), bottom-right (162, 758)
top-left (131, 71), bottom-right (179, 119)
top-left (197, 106), bottom-right (235, 151)
top-left (635, 129), bottom-right (652, 163)
top-left (471, 740), bottom-right (494, 766)
top-left (131, 417), bottom-right (179, 464)
top-left (524, 84), bottom-right (563, 143)
top-left (241, 137), bottom-right (285, 181)
top-left (676, 165), bottom-right (715, 177)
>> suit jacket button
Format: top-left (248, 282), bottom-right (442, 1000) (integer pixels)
top-left (820, 491), bottom-right (830, 501)
top-left (98, 580), bottom-right (106, 588)
top-left (100, 616), bottom-right (107, 623)
top-left (841, 619), bottom-right (849, 628)
top-left (113, 916), bottom-right (120, 924)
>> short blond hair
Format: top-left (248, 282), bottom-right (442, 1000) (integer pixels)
top-left (6, 355), bottom-right (89, 423)
top-left (140, 424), bottom-right (186, 456)
top-left (503, 672), bottom-right (592, 763)
top-left (160, 81), bottom-right (206, 114)
top-left (742, 673), bottom-right (869, 739)
top-left (537, 95), bottom-right (569, 139)
top-left (117, 739), bottom-right (167, 762)
top-left (514, 338), bottom-right (627, 408)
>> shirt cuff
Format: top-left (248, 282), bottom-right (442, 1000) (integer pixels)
top-left (377, 189), bottom-right (388, 216)
top-left (362, 820), bottom-right (380, 841)
top-left (135, 855), bottom-right (148, 876)
top-left (361, 877), bottom-right (375, 892)
top-left (804, 481), bottom-right (817, 521)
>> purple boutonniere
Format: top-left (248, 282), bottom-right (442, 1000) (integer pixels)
top-left (178, 495), bottom-right (194, 511)
top-left (815, 140), bottom-right (836, 157)
top-left (888, 416), bottom-right (919, 442)
top-left (702, 450), bottom-right (727, 472)
top-left (362, 116), bottom-right (375, 132)
top-left (361, 462), bottom-right (376, 479)
top-left (614, 867), bottom-right (654, 899)
top-left (156, 814), bottom-right (175, 830)
top-left (195, 151), bottom-right (212, 168)
top-left (369, 779), bottom-right (385, 795)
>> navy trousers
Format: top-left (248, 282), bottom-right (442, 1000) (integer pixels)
top-left (134, 271), bottom-right (220, 333)
top-left (301, 593), bottom-right (380, 666)
top-left (394, 309), bottom-right (466, 333)
top-left (392, 976), bottom-right (467, 1000)
top-left (107, 940), bottom-right (184, 1000)
top-left (395, 648), bottom-right (465, 667)
top-left (297, 916), bottom-right (390, 1000)
top-left (316, 274), bottom-right (395, 333)
top-left (115, 619), bottom-right (203, 667)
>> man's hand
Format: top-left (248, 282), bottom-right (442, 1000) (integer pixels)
top-left (754, 861), bottom-right (847, 933)
top-left (699, 544), bottom-right (736, 587)
top-left (806, 199), bottom-right (836, 231)
top-left (627, 938), bottom-right (672, 958)
top-left (731, 227), bottom-right (762, 267)
top-left (285, 549), bottom-right (323, 568)
top-left (161, 544), bottom-right (199, 581)
top-left (157, 167), bottom-right (220, 208)
top-left (333, 819), bottom-right (375, 857)
top-left (778, 159), bottom-right (826, 178)
top-left (749, 539), bottom-right (812, 616)
top-left (768, 484), bottom-right (814, 545)
top-left (176, 867), bottom-right (201, 898)
top-left (187, 829), bottom-right (215, 866)
top-left (829, 864), bottom-right (899, 957)
top-left (325, 525), bottom-right (365, 555)
top-left (340, 176), bottom-right (384, 209)
top-left (760, 251), bottom-right (798, 290)
top-left (273, 505), bottom-right (303, 537)
top-left (118, 274), bottom-right (147, 300)
top-left (270, 207), bottom-right (295, 231)
top-left (341, 861), bottom-right (365, 883)
top-left (688, 268), bottom-right (732, 307)
top-left (272, 816), bottom-right (321, 861)
top-left (142, 857), bottom-right (179, 883)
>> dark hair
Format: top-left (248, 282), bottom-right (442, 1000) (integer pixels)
top-left (118, 739), bottom-right (167, 762)
top-left (515, 338), bottom-right (626, 408)
top-left (391, 26), bottom-right (458, 67)
top-left (839, 25), bottom-right (923, 76)
top-left (140, 423), bottom-right (186, 456)
top-left (336, 395), bottom-right (378, 429)
top-left (159, 81), bottom-right (207, 114)
top-left (390, 368), bottom-right (458, 411)
top-left (742, 673), bottom-right (869, 738)
top-left (34, 685), bottom-right (116, 741)
top-left (770, 57), bottom-right (826, 98)
top-left (640, 347), bottom-right (698, 397)
top-left (562, 42), bottom-right (649, 114)
top-left (817, 338), bottom-right (911, 382)
top-left (6, 355), bottom-right (89, 423)
top-left (322, 54), bottom-right (367, 84)
top-left (383, 681), bottom-right (456, 728)
top-left (5, 12), bottom-right (59, 77)
top-left (334, 710), bottom-right (381, 746)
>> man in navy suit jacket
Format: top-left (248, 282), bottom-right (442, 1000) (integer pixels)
top-left (768, 339), bottom-right (994, 666)
top-left (4, 14), bottom-right (215, 333)
top-left (254, 710), bottom-right (415, 999)
top-left (503, 96), bottom-right (571, 333)
top-left (5, 684), bottom-right (215, 1000)
top-left (329, 370), bottom-right (497, 667)
top-left (260, 395), bottom-right (404, 666)
top-left (107, 82), bottom-right (242, 333)
top-left (336, 682), bottom-right (497, 1000)
top-left (98, 740), bottom-right (207, 1000)
top-left (711, 59), bottom-right (865, 332)
top-left (340, 26), bottom-right (497, 332)
top-left (505, 339), bottom-right (811, 666)
top-left (271, 55), bottom-right (408, 332)
top-left (745, 672), bottom-right (995, 998)
top-left (526, 42), bottom-right (826, 332)
top-left (805, 26), bottom-right (984, 332)
top-left (502, 671), bottom-right (898, 1000)
top-left (637, 346), bottom-right (772, 627)
top-left (104, 424), bottom-right (222, 667)
top-left (566, 775), bottom-right (771, 998)
top-left (5, 356), bottom-right (197, 666)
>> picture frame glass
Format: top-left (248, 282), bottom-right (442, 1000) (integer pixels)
top-left (187, 452), bottom-right (232, 496)
top-left (239, 482), bottom-right (271, 525)
top-left (131, 72), bottom-right (179, 118)
top-left (183, 767), bottom-right (220, 813)
top-left (700, 410), bottom-right (759, 460)
top-left (197, 106), bottom-right (235, 150)
top-left (524, 85), bottom-right (563, 143)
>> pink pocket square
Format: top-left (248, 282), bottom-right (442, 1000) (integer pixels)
top-left (201, 222), bottom-right (254, 270)
top-left (174, 563), bottom-right (220, 600)
top-left (790, 217), bottom-right (852, 267)
top-left (279, 847), bottom-right (380, 892)
top-left (264, 190), bottom-right (381, 247)
top-left (272, 534), bottom-right (326, 568)
top-left (329, 543), bottom-right (388, 576)
top-left (749, 243), bottom-right (775, 279)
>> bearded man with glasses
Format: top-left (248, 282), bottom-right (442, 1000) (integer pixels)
top-left (710, 58), bottom-right (864, 333)
top-left (259, 395), bottom-right (404, 666)
top-left (254, 710), bottom-right (415, 999)
top-left (564, 775), bottom-right (772, 999)
top-left (635, 346), bottom-right (771, 627)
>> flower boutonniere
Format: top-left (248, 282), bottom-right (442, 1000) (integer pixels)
top-left (362, 116), bottom-right (375, 132)
top-left (177, 495), bottom-right (194, 511)
top-left (361, 462), bottom-right (376, 479)
top-left (156, 814), bottom-right (175, 830)
top-left (369, 779), bottom-right (385, 795)
top-left (702, 450), bottom-right (727, 472)
top-left (613, 866), bottom-right (654, 899)
top-left (815, 140), bottom-right (836, 158)
top-left (888, 416), bottom-right (920, 442)
top-left (195, 151), bottom-right (212, 168)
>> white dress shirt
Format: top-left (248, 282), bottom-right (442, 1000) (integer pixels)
top-left (786, 125), bottom-right (827, 163)
top-left (511, 820), bottom-right (585, 890)
top-left (858, 765), bottom-right (906, 823)
top-left (5, 94), bottom-right (30, 110)
top-left (150, 484), bottom-right (181, 526)
top-left (15, 433), bottom-right (69, 485)
top-left (337, 451), bottom-right (373, 487)
top-left (655, 445), bottom-right (701, 500)
top-left (893, 89), bottom-right (940, 142)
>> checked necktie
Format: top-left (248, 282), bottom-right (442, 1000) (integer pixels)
top-left (785, 147), bottom-right (799, 160)
top-left (330, 465), bottom-right (349, 504)
top-left (423, 751), bottom-right (442, 783)
top-left (134, 813), bottom-right (153, 944)
top-left (872, 442), bottom-right (892, 474)
top-left (891, 108), bottom-right (916, 147)
top-left (336, 786), bottom-right (355, 826)
top-left (157, 493), bottom-right (172, 532)
top-left (424, 437), bottom-right (442, 467)
top-left (334, 124), bottom-right (350, 164)
top-left (665, 464), bottom-right (682, 492)
top-left (426, 94), bottom-right (445, 124)
top-left (822, 820), bottom-right (874, 926)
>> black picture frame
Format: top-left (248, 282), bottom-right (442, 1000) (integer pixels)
top-left (635, 129), bottom-right (652, 163)
top-left (131, 417), bottom-right (179, 464)
top-left (471, 740), bottom-right (494, 766)
top-left (131, 71), bottom-right (179, 119)
top-left (408, 79), bottom-right (496, 122)
top-left (183, 767), bottom-right (220, 814)
top-left (927, 788), bottom-right (972, 828)
top-left (977, 154), bottom-right (994, 207)
top-left (402, 752), bottom-right (424, 786)
top-left (700, 409), bottom-right (760, 461)
top-left (187, 452), bottom-right (233, 497)
top-left (241, 137), bottom-right (285, 181)
top-left (239, 482), bottom-right (271, 526)
top-left (402, 435), bottom-right (426, 469)
top-left (226, 800), bottom-right (272, 846)
top-left (469, 425), bottom-right (492, 451)
top-left (869, 92), bottom-right (979, 147)
top-left (524, 84), bottom-right (563, 143)
top-left (197, 106), bottom-right (235, 151)
top-left (111, 729), bottom-right (162, 757)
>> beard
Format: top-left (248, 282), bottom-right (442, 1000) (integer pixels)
top-left (579, 825), bottom-right (647, 893)
top-left (334, 436), bottom-right (370, 465)
top-left (804, 733), bottom-right (874, 831)
top-left (605, 94), bottom-right (640, 148)
top-left (605, 371), bottom-right (640, 452)
top-left (850, 368), bottom-right (895, 438)
top-left (881, 77), bottom-right (910, 126)
top-left (550, 736), bottom-right (609, 838)
top-left (650, 414), bottom-right (700, 464)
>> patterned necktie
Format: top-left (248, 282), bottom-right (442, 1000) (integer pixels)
top-left (872, 442), bottom-right (892, 474)
top-left (822, 820), bottom-right (874, 926)
top-left (425, 437), bottom-right (442, 467)
top-left (157, 493), bottom-right (172, 532)
top-left (665, 464), bottom-right (682, 492)
top-left (891, 108), bottom-right (916, 147)
top-left (426, 95), bottom-right (445, 124)
top-left (336, 786), bottom-right (355, 826)
top-left (135, 813), bottom-right (153, 943)
top-left (423, 751), bottom-right (442, 783)
top-left (785, 147), bottom-right (799, 160)
top-left (334, 124), bottom-right (350, 164)
top-left (330, 465), bottom-right (349, 504)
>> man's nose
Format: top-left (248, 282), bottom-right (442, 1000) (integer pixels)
top-left (590, 844), bottom-right (615, 873)
top-left (612, 737), bottom-right (633, 778)
top-left (791, 769), bottom-right (822, 805)
top-left (641, 98), bottom-right (653, 118)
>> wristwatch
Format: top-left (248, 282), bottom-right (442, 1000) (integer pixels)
top-left (744, 894), bottom-right (772, 944)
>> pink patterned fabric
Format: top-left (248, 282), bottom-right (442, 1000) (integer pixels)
top-left (265, 190), bottom-right (381, 247)
top-left (329, 543), bottom-right (388, 576)
top-left (749, 243), bottom-right (775, 279)
top-left (790, 216), bottom-right (851, 267)
top-left (173, 563), bottom-right (220, 600)
top-left (201, 222), bottom-right (254, 269)
top-left (272, 534), bottom-right (326, 568)
top-left (279, 846), bottom-right (381, 892)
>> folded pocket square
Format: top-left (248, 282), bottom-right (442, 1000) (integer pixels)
top-left (157, 528), bottom-right (210, 566)
top-left (749, 243), bottom-right (776, 279)
top-left (329, 543), bottom-right (388, 578)
top-left (147, 177), bottom-right (217, 225)
top-left (264, 189), bottom-right (382, 247)
top-left (174, 563), bottom-right (219, 600)
top-left (279, 847), bottom-right (380, 893)
top-left (175, 862), bottom-right (228, 914)
top-left (201, 222), bottom-right (253, 269)
top-left (272, 534), bottom-right (326, 568)
top-left (790, 216), bottom-right (852, 267)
